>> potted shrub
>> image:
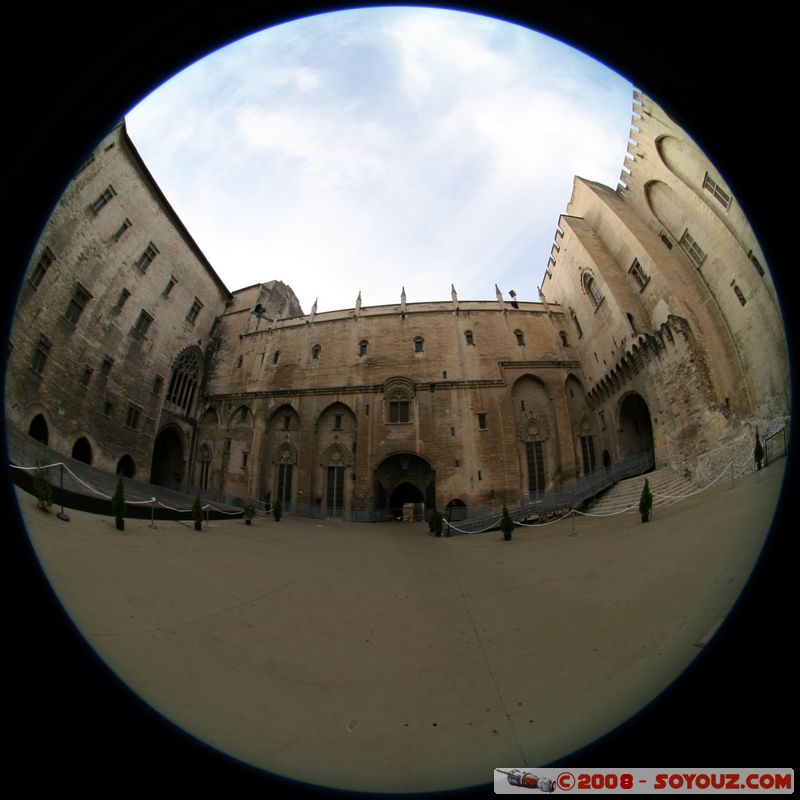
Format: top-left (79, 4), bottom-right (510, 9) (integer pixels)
top-left (429, 509), bottom-right (443, 536)
top-left (192, 495), bottom-right (203, 531)
top-left (754, 429), bottom-right (764, 470)
top-left (272, 499), bottom-right (282, 522)
top-left (244, 504), bottom-right (255, 525)
top-left (500, 505), bottom-right (515, 541)
top-left (33, 463), bottom-right (53, 511)
top-left (111, 474), bottom-right (126, 531)
top-left (639, 478), bottom-right (653, 523)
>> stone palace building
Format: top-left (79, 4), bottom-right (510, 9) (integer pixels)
top-left (6, 91), bottom-right (791, 521)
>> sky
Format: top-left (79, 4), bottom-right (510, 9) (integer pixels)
top-left (125, 6), bottom-right (634, 315)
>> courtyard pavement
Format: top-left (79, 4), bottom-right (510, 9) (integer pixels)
top-left (13, 459), bottom-right (787, 795)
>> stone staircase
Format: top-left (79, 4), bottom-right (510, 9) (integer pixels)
top-left (588, 466), bottom-right (696, 516)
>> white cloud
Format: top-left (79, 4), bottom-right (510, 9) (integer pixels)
top-left (126, 6), bottom-right (633, 315)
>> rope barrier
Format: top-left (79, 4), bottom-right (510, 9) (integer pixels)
top-left (9, 443), bottom-right (767, 529)
top-left (10, 460), bottom-right (245, 515)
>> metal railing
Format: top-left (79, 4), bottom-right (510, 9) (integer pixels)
top-left (450, 449), bottom-right (656, 534)
top-left (765, 426), bottom-right (787, 466)
top-left (162, 450), bottom-right (656, 528)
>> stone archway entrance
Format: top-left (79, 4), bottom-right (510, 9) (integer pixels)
top-left (28, 414), bottom-right (49, 445)
top-left (116, 455), bottom-right (136, 479)
top-left (71, 437), bottom-right (93, 464)
top-left (618, 392), bottom-right (654, 460)
top-left (375, 453), bottom-right (435, 520)
top-left (151, 427), bottom-right (185, 489)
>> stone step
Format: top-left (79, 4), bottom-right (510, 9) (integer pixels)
top-left (590, 467), bottom-right (695, 514)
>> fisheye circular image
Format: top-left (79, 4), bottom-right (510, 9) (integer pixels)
top-left (5, 3), bottom-right (793, 797)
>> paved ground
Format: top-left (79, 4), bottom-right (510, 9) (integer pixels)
top-left (14, 459), bottom-right (787, 794)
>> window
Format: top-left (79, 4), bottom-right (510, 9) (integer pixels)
top-left (465, 330), bottom-right (474, 346)
top-left (99, 357), bottom-right (114, 377)
top-left (186, 297), bottom-right (203, 324)
top-left (389, 397), bottom-right (410, 423)
top-left (515, 329), bottom-right (525, 346)
top-left (90, 185), bottom-right (116, 215)
top-left (65, 283), bottom-right (92, 324)
top-left (580, 435), bottom-right (597, 474)
top-left (734, 284), bottom-right (747, 306)
top-left (167, 350), bottom-right (200, 413)
top-left (559, 330), bottom-right (569, 348)
top-left (224, 438), bottom-right (232, 454)
top-left (114, 288), bottom-right (130, 311)
top-left (152, 375), bottom-right (163, 395)
top-left (282, 415), bottom-right (290, 431)
top-left (135, 242), bottom-right (159, 272)
top-left (104, 399), bottom-right (114, 417)
top-left (240, 407), bottom-right (248, 421)
top-left (312, 344), bottom-right (321, 360)
top-left (112, 218), bottom-right (132, 241)
top-left (30, 248), bottom-right (54, 289)
top-left (414, 336), bottom-right (424, 353)
top-left (272, 351), bottom-right (280, 364)
top-left (241, 452), bottom-right (249, 469)
top-left (125, 404), bottom-right (141, 430)
top-left (680, 230), bottom-right (706, 268)
top-left (163, 277), bottom-right (177, 297)
top-left (659, 232), bottom-right (673, 250)
top-left (583, 272), bottom-right (604, 309)
top-left (748, 251), bottom-right (765, 277)
top-left (236, 355), bottom-right (243, 368)
top-left (133, 310), bottom-right (153, 337)
top-left (359, 339), bottom-right (368, 356)
top-left (31, 335), bottom-right (51, 375)
top-left (526, 440), bottom-right (546, 494)
top-left (80, 366), bottom-right (93, 387)
top-left (629, 259), bottom-right (650, 290)
top-left (571, 310), bottom-right (583, 339)
top-left (702, 172), bottom-right (731, 209)
top-left (334, 414), bottom-right (342, 430)
top-left (478, 413), bottom-right (488, 430)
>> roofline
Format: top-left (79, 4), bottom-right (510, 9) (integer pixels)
top-left (118, 120), bottom-right (233, 301)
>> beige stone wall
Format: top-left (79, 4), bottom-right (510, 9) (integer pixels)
top-left (197, 299), bottom-right (596, 515)
top-left (7, 89), bottom-right (789, 513)
top-left (7, 123), bottom-right (231, 479)
top-left (618, 92), bottom-right (791, 423)
top-left (543, 93), bottom-right (791, 480)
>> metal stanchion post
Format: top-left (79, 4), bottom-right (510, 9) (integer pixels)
top-left (149, 498), bottom-right (156, 529)
top-left (56, 463), bottom-right (70, 522)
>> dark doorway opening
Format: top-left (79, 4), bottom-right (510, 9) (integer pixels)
top-left (71, 437), bottom-right (93, 465)
top-left (151, 427), bottom-right (184, 489)
top-left (116, 454), bottom-right (136, 478)
top-left (28, 414), bottom-right (49, 445)
top-left (375, 452), bottom-right (435, 520)
top-left (445, 498), bottom-right (467, 521)
top-left (618, 392), bottom-right (654, 461)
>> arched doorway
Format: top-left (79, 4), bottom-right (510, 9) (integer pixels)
top-left (375, 453), bottom-right (435, 520)
top-left (618, 393), bottom-right (654, 460)
top-left (116, 455), bottom-right (136, 478)
top-left (445, 498), bottom-right (467, 522)
top-left (71, 437), bottom-right (93, 464)
top-left (151, 427), bottom-right (185, 489)
top-left (389, 481), bottom-right (424, 518)
top-left (28, 414), bottom-right (48, 445)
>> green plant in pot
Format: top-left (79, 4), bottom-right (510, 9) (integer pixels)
top-left (244, 504), bottom-right (255, 525)
top-left (500, 504), bottom-right (515, 541)
top-left (639, 478), bottom-right (653, 523)
top-left (192, 495), bottom-right (203, 531)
